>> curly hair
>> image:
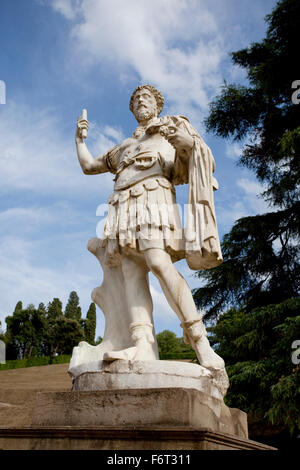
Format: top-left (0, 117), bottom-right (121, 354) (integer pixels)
top-left (130, 84), bottom-right (164, 116)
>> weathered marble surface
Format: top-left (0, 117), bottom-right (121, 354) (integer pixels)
top-left (69, 359), bottom-right (229, 400)
top-left (72, 84), bottom-right (227, 385)
top-left (31, 387), bottom-right (247, 440)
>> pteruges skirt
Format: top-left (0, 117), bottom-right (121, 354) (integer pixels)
top-left (101, 176), bottom-right (185, 266)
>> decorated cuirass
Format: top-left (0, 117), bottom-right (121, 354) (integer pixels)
top-left (113, 131), bottom-right (175, 191)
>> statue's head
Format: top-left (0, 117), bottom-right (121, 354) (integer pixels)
top-left (130, 84), bottom-right (164, 122)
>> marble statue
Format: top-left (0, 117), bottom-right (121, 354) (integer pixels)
top-left (72, 84), bottom-right (226, 377)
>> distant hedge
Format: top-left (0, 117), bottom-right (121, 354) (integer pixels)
top-left (0, 353), bottom-right (197, 370)
top-left (0, 354), bottom-right (71, 371)
top-left (159, 353), bottom-right (197, 361)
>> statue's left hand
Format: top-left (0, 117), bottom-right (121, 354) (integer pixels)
top-left (165, 126), bottom-right (194, 152)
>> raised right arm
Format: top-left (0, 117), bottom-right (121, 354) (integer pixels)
top-left (76, 140), bottom-right (109, 175)
top-left (75, 116), bottom-right (117, 175)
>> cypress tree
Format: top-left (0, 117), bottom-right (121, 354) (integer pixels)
top-left (13, 301), bottom-right (23, 315)
top-left (83, 303), bottom-right (97, 345)
top-left (65, 291), bottom-right (81, 321)
top-left (47, 298), bottom-right (63, 320)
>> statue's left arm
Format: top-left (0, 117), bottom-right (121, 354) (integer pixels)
top-left (165, 116), bottom-right (223, 270)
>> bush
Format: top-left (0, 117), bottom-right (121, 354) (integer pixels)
top-left (0, 354), bottom-right (71, 371)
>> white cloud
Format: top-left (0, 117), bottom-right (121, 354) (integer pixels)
top-left (237, 177), bottom-right (265, 196)
top-left (43, 0), bottom-right (277, 129)
top-left (102, 126), bottom-right (124, 143)
top-left (216, 177), bottom-right (270, 232)
top-left (47, 0), bottom-right (225, 126)
top-left (0, 207), bottom-right (54, 227)
top-left (0, 202), bottom-right (95, 240)
top-left (47, 0), bottom-right (81, 20)
top-left (226, 142), bottom-right (243, 160)
top-left (0, 235), bottom-right (90, 310)
top-left (0, 102), bottom-right (120, 196)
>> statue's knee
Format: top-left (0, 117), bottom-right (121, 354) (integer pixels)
top-left (147, 255), bottom-right (165, 279)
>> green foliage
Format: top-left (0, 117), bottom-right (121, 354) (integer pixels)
top-left (209, 299), bottom-right (300, 435)
top-left (46, 297), bottom-right (84, 357)
top-left (5, 306), bottom-right (47, 359)
top-left (156, 330), bottom-right (179, 355)
top-left (83, 303), bottom-right (97, 345)
top-left (0, 321), bottom-right (4, 342)
top-left (267, 371), bottom-right (300, 435)
top-left (95, 336), bottom-right (102, 345)
top-left (194, 207), bottom-right (300, 320)
top-left (194, 0), bottom-right (300, 321)
top-left (0, 354), bottom-right (71, 371)
top-left (47, 298), bottom-right (63, 320)
top-left (49, 316), bottom-right (84, 355)
top-left (194, 1), bottom-right (300, 445)
top-left (65, 291), bottom-right (82, 321)
top-left (4, 294), bottom-right (86, 360)
top-left (13, 301), bottom-right (23, 314)
top-left (38, 302), bottom-right (47, 312)
top-left (156, 330), bottom-right (196, 360)
top-left (204, 0), bottom-right (300, 209)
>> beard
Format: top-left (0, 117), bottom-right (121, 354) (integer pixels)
top-left (135, 106), bottom-right (156, 123)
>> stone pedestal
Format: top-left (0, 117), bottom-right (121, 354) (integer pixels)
top-left (31, 359), bottom-right (250, 447)
top-left (0, 426), bottom-right (276, 450)
top-left (32, 388), bottom-right (248, 439)
top-left (0, 360), bottom-right (276, 450)
top-left (69, 360), bottom-right (229, 401)
top-left (25, 386), bottom-right (277, 450)
top-left (17, 382), bottom-right (274, 450)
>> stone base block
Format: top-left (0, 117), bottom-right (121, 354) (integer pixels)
top-left (0, 426), bottom-right (276, 450)
top-left (31, 388), bottom-right (247, 439)
top-left (70, 360), bottom-right (229, 400)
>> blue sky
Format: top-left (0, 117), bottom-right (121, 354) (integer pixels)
top-left (0, 0), bottom-right (277, 339)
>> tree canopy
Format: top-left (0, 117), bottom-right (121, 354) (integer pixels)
top-left (65, 291), bottom-right (82, 321)
top-left (156, 330), bottom-right (196, 359)
top-left (195, 0), bottom-right (299, 320)
top-left (205, 0), bottom-right (299, 210)
top-left (193, 0), bottom-right (300, 447)
top-left (209, 299), bottom-right (300, 440)
top-left (3, 293), bottom-right (96, 360)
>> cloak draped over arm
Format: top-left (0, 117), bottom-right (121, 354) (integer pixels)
top-left (171, 116), bottom-right (223, 270)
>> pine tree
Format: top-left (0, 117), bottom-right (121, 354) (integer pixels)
top-left (194, 0), bottom-right (299, 320)
top-left (209, 299), bottom-right (300, 444)
top-left (192, 0), bottom-right (300, 447)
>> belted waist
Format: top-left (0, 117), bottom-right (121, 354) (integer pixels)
top-left (109, 176), bottom-right (174, 204)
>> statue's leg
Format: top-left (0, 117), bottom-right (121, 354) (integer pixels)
top-left (121, 255), bottom-right (154, 324)
top-left (103, 254), bottom-right (159, 362)
top-left (144, 248), bottom-right (225, 371)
